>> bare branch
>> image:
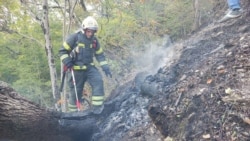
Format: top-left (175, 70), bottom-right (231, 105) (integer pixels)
top-left (66, 0), bottom-right (78, 34)
top-left (79, 0), bottom-right (87, 11)
top-left (16, 32), bottom-right (44, 47)
top-left (53, 0), bottom-right (64, 14)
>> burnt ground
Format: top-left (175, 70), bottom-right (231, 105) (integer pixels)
top-left (92, 2), bottom-right (250, 141)
top-left (147, 16), bottom-right (250, 140)
top-left (146, 8), bottom-right (250, 141)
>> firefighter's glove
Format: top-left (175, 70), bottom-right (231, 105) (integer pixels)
top-left (63, 65), bottom-right (71, 72)
top-left (102, 65), bottom-right (112, 78)
top-left (64, 61), bottom-right (73, 70)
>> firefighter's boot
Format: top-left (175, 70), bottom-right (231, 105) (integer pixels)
top-left (92, 105), bottom-right (104, 114)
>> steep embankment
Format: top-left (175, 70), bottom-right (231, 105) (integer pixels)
top-left (147, 7), bottom-right (250, 141)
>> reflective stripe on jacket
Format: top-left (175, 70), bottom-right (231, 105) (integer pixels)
top-left (59, 31), bottom-right (108, 68)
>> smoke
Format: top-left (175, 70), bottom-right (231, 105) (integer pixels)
top-left (131, 35), bottom-right (175, 74)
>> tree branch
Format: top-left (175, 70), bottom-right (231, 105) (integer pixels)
top-left (79, 0), bottom-right (87, 11)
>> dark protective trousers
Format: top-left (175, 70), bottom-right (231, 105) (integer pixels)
top-left (67, 66), bottom-right (104, 106)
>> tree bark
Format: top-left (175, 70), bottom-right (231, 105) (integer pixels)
top-left (0, 81), bottom-right (100, 141)
top-left (41, 0), bottom-right (60, 109)
top-left (192, 0), bottom-right (200, 31)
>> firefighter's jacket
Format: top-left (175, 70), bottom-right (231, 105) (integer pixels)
top-left (59, 31), bottom-right (108, 69)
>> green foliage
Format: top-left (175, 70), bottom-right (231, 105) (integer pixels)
top-left (0, 35), bottom-right (19, 83)
top-left (0, 27), bottom-right (53, 105)
top-left (98, 11), bottom-right (137, 47)
top-left (0, 1), bottom-right (62, 107)
top-left (163, 0), bottom-right (194, 39)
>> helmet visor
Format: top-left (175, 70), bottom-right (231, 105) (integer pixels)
top-left (85, 29), bottom-right (96, 34)
top-left (85, 27), bottom-right (97, 31)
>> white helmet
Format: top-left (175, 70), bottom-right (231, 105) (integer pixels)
top-left (81, 16), bottom-right (98, 31)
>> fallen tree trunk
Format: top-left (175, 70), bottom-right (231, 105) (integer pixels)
top-left (0, 81), bottom-right (100, 141)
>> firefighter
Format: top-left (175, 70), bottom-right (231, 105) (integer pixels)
top-left (59, 16), bottom-right (112, 113)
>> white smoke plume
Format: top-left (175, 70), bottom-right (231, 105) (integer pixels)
top-left (132, 35), bottom-right (175, 75)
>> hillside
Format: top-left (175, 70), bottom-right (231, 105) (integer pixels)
top-left (147, 10), bottom-right (250, 141)
top-left (92, 1), bottom-right (250, 141)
